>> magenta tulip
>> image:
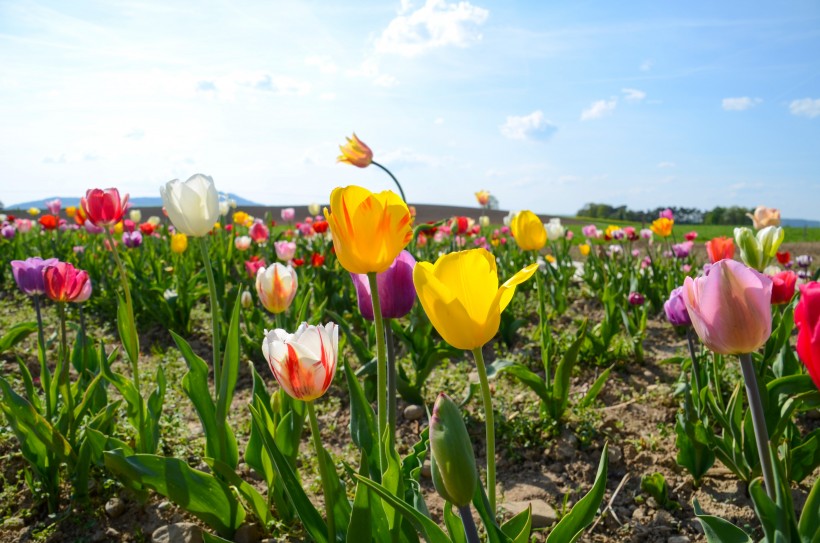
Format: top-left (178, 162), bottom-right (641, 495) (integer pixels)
top-left (351, 250), bottom-right (416, 321)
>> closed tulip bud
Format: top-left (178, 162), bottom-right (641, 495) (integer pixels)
top-left (274, 240), bottom-right (297, 263)
top-left (256, 263), bottom-right (298, 314)
top-left (28, 207), bottom-right (40, 216)
top-left (241, 290), bottom-right (253, 309)
top-left (262, 322), bottom-right (339, 401)
top-left (281, 207), bottom-right (295, 222)
top-left (170, 232), bottom-right (188, 253)
top-left (682, 259), bottom-right (772, 355)
top-left (1, 224), bottom-right (15, 240)
top-left (308, 202), bottom-right (321, 216)
top-left (770, 271), bottom-right (797, 305)
top-left (147, 215), bottom-right (161, 227)
top-left (250, 221), bottom-right (270, 243)
top-left (122, 231), bottom-right (143, 248)
top-left (235, 235), bottom-right (251, 251)
top-left (351, 250), bottom-right (416, 321)
top-left (45, 199), bottom-right (61, 215)
top-left (734, 226), bottom-right (784, 271)
top-left (337, 133), bottom-right (373, 168)
top-left (664, 286), bottom-right (691, 327)
top-left (81, 188), bottom-right (128, 226)
top-left (65, 206), bottom-right (77, 218)
top-left (794, 282), bottom-right (820, 391)
top-left (510, 210), bottom-right (547, 251)
top-left (129, 209), bottom-right (142, 223)
top-left (219, 200), bottom-right (230, 217)
top-left (160, 174), bottom-right (220, 237)
top-left (43, 262), bottom-right (92, 303)
top-left (628, 292), bottom-right (645, 306)
top-left (430, 394), bottom-right (478, 508)
top-left (579, 244), bottom-right (591, 256)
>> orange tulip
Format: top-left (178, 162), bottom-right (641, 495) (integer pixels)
top-left (705, 236), bottom-right (735, 263)
top-left (650, 217), bottom-right (673, 238)
top-left (337, 133), bottom-right (373, 168)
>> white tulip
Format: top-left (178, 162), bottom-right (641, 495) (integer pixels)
top-left (160, 174), bottom-right (220, 237)
top-left (545, 218), bottom-right (565, 241)
top-left (219, 200), bottom-right (230, 216)
top-left (256, 263), bottom-right (298, 314)
top-left (479, 215), bottom-right (490, 228)
top-left (308, 202), bottom-right (321, 216)
top-left (261, 322), bottom-right (338, 401)
top-left (129, 209), bottom-right (142, 223)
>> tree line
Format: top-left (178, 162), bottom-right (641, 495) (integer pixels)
top-left (576, 203), bottom-right (754, 225)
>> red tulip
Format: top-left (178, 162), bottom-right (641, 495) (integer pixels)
top-left (262, 323), bottom-right (339, 401)
top-left (771, 271), bottom-right (797, 305)
top-left (311, 253), bottom-right (325, 267)
top-left (43, 262), bottom-right (92, 303)
top-left (293, 257), bottom-right (305, 267)
top-left (795, 282), bottom-right (820, 391)
top-left (245, 256), bottom-right (266, 278)
top-left (38, 215), bottom-right (59, 230)
top-left (776, 251), bottom-right (791, 265)
top-left (705, 236), bottom-right (735, 264)
top-left (684, 231), bottom-right (698, 241)
top-left (81, 188), bottom-right (128, 226)
top-left (139, 222), bottom-right (155, 235)
top-left (312, 220), bottom-right (329, 234)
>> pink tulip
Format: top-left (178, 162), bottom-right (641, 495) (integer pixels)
top-left (274, 240), bottom-right (296, 263)
top-left (281, 208), bottom-right (295, 222)
top-left (250, 220), bottom-right (269, 243)
top-left (682, 259), bottom-right (772, 355)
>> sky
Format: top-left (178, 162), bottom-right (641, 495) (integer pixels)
top-left (1, 0), bottom-right (819, 219)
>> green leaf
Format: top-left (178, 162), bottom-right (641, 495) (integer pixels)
top-left (206, 458), bottom-right (274, 528)
top-left (202, 533), bottom-right (233, 543)
top-left (343, 358), bottom-right (379, 479)
top-left (552, 320), bottom-right (587, 420)
top-left (501, 505), bottom-right (532, 543)
top-left (99, 347), bottom-right (143, 433)
top-left (578, 366), bottom-right (611, 408)
top-left (442, 503), bottom-right (467, 543)
top-left (0, 321), bottom-right (37, 354)
top-left (347, 450), bottom-right (390, 543)
top-left (546, 444), bottom-right (608, 543)
top-left (471, 482), bottom-right (512, 543)
top-left (640, 472), bottom-right (680, 510)
top-left (799, 475), bottom-right (820, 542)
top-left (116, 293), bottom-right (139, 365)
top-left (486, 360), bottom-right (549, 404)
top-left (674, 413), bottom-right (715, 484)
top-left (215, 296), bottom-right (241, 468)
top-left (103, 451), bottom-right (244, 537)
top-left (692, 499), bottom-right (752, 543)
top-left (789, 429), bottom-right (820, 483)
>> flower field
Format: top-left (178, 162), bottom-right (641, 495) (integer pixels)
top-left (0, 149), bottom-right (819, 543)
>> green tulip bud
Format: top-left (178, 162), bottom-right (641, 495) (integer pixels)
top-left (734, 226), bottom-right (784, 271)
top-left (757, 226), bottom-right (784, 266)
top-left (430, 393), bottom-right (478, 507)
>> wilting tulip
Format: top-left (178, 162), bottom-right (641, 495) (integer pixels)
top-left (628, 292), bottom-right (645, 306)
top-left (579, 244), bottom-right (591, 256)
top-left (256, 263), bottom-right (298, 314)
top-left (39, 215), bottom-right (59, 230)
top-left (240, 290), bottom-right (253, 309)
top-left (11, 257), bottom-right (59, 296)
top-left (235, 235), bottom-right (251, 251)
top-left (747, 206), bottom-right (781, 230)
top-left (43, 262), bottom-right (91, 303)
top-left (262, 322), bottom-right (338, 401)
top-left (325, 185), bottom-right (413, 274)
top-left (281, 207), bottom-right (295, 222)
top-left (664, 286), bottom-right (691, 326)
top-left (705, 236), bottom-right (735, 263)
top-left (122, 231), bottom-right (143, 249)
top-left (170, 232), bottom-right (188, 254)
top-left (274, 240), bottom-right (296, 263)
top-left (414, 248), bottom-right (537, 350)
top-left (510, 210), bottom-right (547, 251)
top-left (734, 226), bottom-right (784, 271)
top-left (682, 259), bottom-right (772, 355)
top-left (771, 271), bottom-right (797, 305)
top-left (795, 282), bottom-right (820, 391)
top-left (430, 394), bottom-right (478, 508)
top-left (81, 188), bottom-right (128, 226)
top-left (475, 190), bottom-right (490, 207)
top-left (250, 221), bottom-right (269, 243)
top-left (160, 174), bottom-right (220, 237)
top-left (45, 199), bottom-right (61, 215)
top-left (351, 251), bottom-right (415, 321)
top-left (545, 218), bottom-right (565, 241)
top-left (337, 133), bottom-right (373, 168)
top-left (650, 217), bottom-right (674, 238)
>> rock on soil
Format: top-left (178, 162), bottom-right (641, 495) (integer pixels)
top-left (152, 522), bottom-right (204, 543)
top-left (403, 404), bottom-right (425, 421)
top-left (104, 497), bottom-right (126, 518)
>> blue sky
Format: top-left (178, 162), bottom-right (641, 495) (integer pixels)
top-left (1, 0), bottom-right (819, 219)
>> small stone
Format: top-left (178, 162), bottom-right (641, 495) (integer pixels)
top-left (403, 404), bottom-right (425, 421)
top-left (643, 370), bottom-right (653, 378)
top-left (105, 497), bottom-right (126, 518)
top-left (152, 523), bottom-right (204, 543)
top-left (609, 446), bottom-right (623, 464)
top-left (106, 527), bottom-right (121, 538)
top-left (421, 461), bottom-right (432, 478)
top-left (647, 497), bottom-right (660, 509)
top-left (234, 523), bottom-right (262, 543)
top-left (3, 517), bottom-right (25, 529)
top-left (513, 393), bottom-right (526, 403)
top-left (158, 500), bottom-right (172, 512)
top-left (502, 500), bottom-right (557, 528)
top-left (668, 536), bottom-right (690, 543)
top-left (653, 510), bottom-right (675, 527)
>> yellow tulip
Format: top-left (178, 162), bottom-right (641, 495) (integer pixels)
top-left (475, 190), bottom-right (490, 206)
top-left (413, 248), bottom-right (538, 350)
top-left (65, 206), bottom-right (77, 218)
top-left (28, 207), bottom-right (40, 216)
top-left (113, 221), bottom-right (124, 235)
top-left (510, 210), bottom-right (546, 251)
top-left (326, 185), bottom-right (413, 274)
top-left (171, 232), bottom-right (188, 254)
top-left (579, 243), bottom-right (591, 256)
top-left (545, 254), bottom-right (556, 264)
top-left (337, 133), bottom-right (373, 168)
top-left (233, 211), bottom-right (250, 226)
top-left (650, 217), bottom-right (674, 238)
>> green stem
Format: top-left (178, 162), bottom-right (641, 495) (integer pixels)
top-left (105, 230), bottom-right (141, 389)
top-left (458, 505), bottom-right (480, 543)
top-left (372, 160), bottom-right (407, 203)
top-left (33, 295), bottom-right (53, 420)
top-left (739, 353), bottom-right (776, 500)
top-left (471, 347), bottom-right (496, 513)
top-left (535, 268), bottom-right (551, 388)
top-left (685, 328), bottom-right (703, 416)
top-left (307, 401), bottom-right (335, 542)
top-left (199, 236), bottom-right (222, 388)
top-left (58, 303), bottom-right (74, 441)
top-left (385, 319), bottom-right (397, 434)
top-left (368, 272), bottom-right (390, 472)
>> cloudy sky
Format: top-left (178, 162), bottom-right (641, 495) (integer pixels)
top-left (1, 0), bottom-right (819, 218)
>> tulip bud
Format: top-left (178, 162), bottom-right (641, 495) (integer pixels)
top-left (545, 218), bottom-right (565, 241)
top-left (770, 271), bottom-right (797, 305)
top-left (430, 394), bottom-right (478, 508)
top-left (308, 202), bottom-right (321, 217)
top-left (170, 232), bottom-right (188, 254)
top-left (510, 210), bottom-right (547, 251)
top-left (256, 263), bottom-right (298, 314)
top-left (795, 282), bottom-right (820, 391)
top-left (241, 290), bottom-right (253, 309)
top-left (734, 226), bottom-right (784, 271)
top-left (628, 292), bottom-right (645, 306)
top-left (664, 286), bottom-right (691, 327)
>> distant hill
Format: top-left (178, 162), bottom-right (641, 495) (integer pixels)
top-left (781, 218), bottom-right (820, 228)
top-left (7, 193), bottom-right (262, 210)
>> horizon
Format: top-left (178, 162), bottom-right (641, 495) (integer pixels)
top-left (1, 1), bottom-right (819, 219)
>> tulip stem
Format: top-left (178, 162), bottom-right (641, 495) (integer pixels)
top-left (368, 272), bottom-right (391, 471)
top-left (372, 160), bottom-right (407, 203)
top-left (739, 353), bottom-right (776, 500)
top-left (458, 505), bottom-right (480, 543)
top-left (471, 347), bottom-right (496, 513)
top-left (385, 319), bottom-right (397, 434)
top-left (33, 295), bottom-right (53, 420)
top-left (306, 401), bottom-right (336, 543)
top-left (534, 269), bottom-right (551, 389)
top-left (685, 328), bottom-right (703, 414)
top-left (105, 231), bottom-right (141, 387)
top-left (199, 237), bottom-right (222, 389)
top-left (57, 303), bottom-right (74, 442)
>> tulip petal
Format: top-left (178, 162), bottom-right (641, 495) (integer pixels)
top-left (495, 263), bottom-right (539, 313)
top-left (413, 260), bottom-right (481, 350)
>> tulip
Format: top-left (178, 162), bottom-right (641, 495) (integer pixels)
top-left (245, 256), bottom-right (266, 278)
top-left (65, 206), bottom-right (77, 218)
top-left (16, 219), bottom-right (32, 233)
top-left (122, 231), bottom-right (143, 249)
top-left (219, 200), bottom-right (230, 217)
top-left (795, 282), bottom-right (820, 391)
top-left (1, 224), bottom-right (15, 240)
top-left (249, 221), bottom-right (269, 244)
top-left (659, 208), bottom-right (674, 220)
top-left (640, 228), bottom-right (653, 240)
top-left (240, 290), bottom-right (253, 309)
top-left (161, 174), bottom-right (220, 237)
top-left (325, 185), bottom-right (413, 274)
top-left (170, 232), bottom-right (188, 253)
top-left (235, 235), bottom-right (251, 251)
top-left (705, 236), bottom-right (735, 264)
top-left (351, 251), bottom-right (416, 321)
top-left (664, 286), bottom-right (691, 326)
top-left (796, 255), bottom-right (813, 268)
top-left (579, 244), bottom-right (591, 256)
top-left (147, 216), bottom-right (161, 227)
top-left (747, 205), bottom-right (781, 229)
top-left (274, 240), bottom-right (296, 263)
top-left (81, 188), bottom-right (128, 226)
top-left (11, 257), bottom-right (59, 296)
top-left (624, 226), bottom-right (638, 241)
top-left (582, 224), bottom-right (599, 238)
top-left (337, 133), bottom-right (373, 168)
top-left (545, 218), bottom-right (565, 241)
top-left (605, 225), bottom-right (622, 240)
top-left (306, 202), bottom-right (320, 216)
top-left (45, 199), bottom-right (61, 215)
top-left (311, 253), bottom-right (325, 267)
top-left (776, 251), bottom-right (791, 266)
top-left (261, 322), bottom-right (338, 401)
top-left (684, 231), bottom-right (698, 241)
top-left (672, 241), bottom-right (694, 259)
top-left (682, 259), bottom-right (772, 355)
top-left (28, 207), bottom-right (40, 216)
top-left (39, 215), bottom-right (59, 230)
top-left (478, 215), bottom-right (490, 228)
top-left (771, 271), bottom-right (797, 305)
top-left (256, 263), bottom-right (298, 314)
top-left (734, 226), bottom-right (784, 271)
top-left (281, 207), bottom-right (295, 222)
top-left (475, 190), bottom-right (490, 207)
top-left (510, 210), bottom-right (547, 251)
top-left (430, 394), bottom-right (478, 508)
top-left (650, 217), bottom-right (673, 238)
top-left (139, 222), bottom-right (155, 236)
top-left (628, 292), bottom-right (645, 306)
top-left (129, 209), bottom-right (142, 223)
top-left (312, 219), bottom-right (329, 234)
top-left (43, 262), bottom-right (91, 303)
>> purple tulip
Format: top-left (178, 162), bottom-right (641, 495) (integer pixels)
top-left (1, 224), bottom-right (15, 240)
top-left (628, 292), bottom-right (645, 306)
top-left (664, 286), bottom-right (691, 327)
top-left (796, 254), bottom-right (813, 268)
top-left (122, 231), bottom-right (143, 248)
top-left (672, 240), bottom-right (694, 259)
top-left (11, 257), bottom-right (60, 296)
top-left (350, 250), bottom-right (416, 321)
top-left (46, 198), bottom-right (61, 215)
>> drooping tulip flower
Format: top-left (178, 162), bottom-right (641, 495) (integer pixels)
top-left (81, 188), bottom-right (128, 226)
top-left (235, 235), bottom-right (251, 251)
top-left (628, 292), bottom-right (645, 306)
top-left (122, 231), bottom-right (143, 248)
top-left (256, 263), bottom-right (298, 314)
top-left (11, 257), bottom-right (59, 296)
top-left (475, 190), bottom-right (490, 207)
top-left (734, 226), bottom-right (784, 272)
top-left (325, 185), bottom-right (413, 274)
top-left (771, 271), bottom-right (797, 305)
top-left (261, 322), bottom-right (338, 401)
top-left (682, 259), bottom-right (772, 355)
top-left (45, 199), bottom-right (61, 215)
top-left (160, 174), bottom-right (220, 237)
top-left (281, 207), bottom-right (295, 222)
top-left (664, 286), bottom-right (691, 326)
top-left (794, 282), bottom-right (820, 391)
top-left (351, 250), bottom-right (416, 321)
top-left (650, 217), bottom-right (674, 238)
top-left (250, 221), bottom-right (270, 243)
top-left (337, 133), bottom-right (373, 168)
top-left (747, 206), bottom-right (781, 230)
top-left (413, 248), bottom-right (537, 350)
top-left (43, 262), bottom-right (91, 303)
top-left (705, 236), bottom-right (735, 263)
top-left (429, 394), bottom-right (478, 508)
top-left (510, 210), bottom-right (547, 251)
top-left (275, 240), bottom-right (296, 263)
top-left (170, 232), bottom-right (188, 254)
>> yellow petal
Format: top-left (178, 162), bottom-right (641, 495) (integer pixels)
top-left (495, 263), bottom-right (538, 313)
top-left (413, 261), bottom-right (481, 350)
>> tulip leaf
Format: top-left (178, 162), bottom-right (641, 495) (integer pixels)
top-left (146, 365), bottom-right (166, 455)
top-left (552, 319), bottom-right (587, 420)
top-left (486, 360), bottom-right (550, 404)
top-left (545, 444), bottom-right (607, 543)
top-left (789, 429), bottom-right (820, 484)
top-left (348, 450), bottom-right (390, 543)
top-left (205, 457), bottom-right (274, 528)
top-left (0, 321), bottom-right (37, 354)
top-left (692, 499), bottom-right (753, 543)
top-left (442, 503), bottom-right (467, 543)
top-left (103, 450), bottom-right (244, 537)
top-left (798, 475), bottom-right (820, 542)
top-left (578, 365), bottom-right (612, 408)
top-left (501, 505), bottom-right (532, 543)
top-left (100, 344), bottom-right (143, 432)
top-left (116, 292), bottom-right (139, 365)
top-left (202, 533), bottom-right (233, 543)
top-left (471, 481), bottom-right (514, 543)
top-left (215, 296), bottom-right (241, 469)
top-left (343, 356), bottom-right (380, 479)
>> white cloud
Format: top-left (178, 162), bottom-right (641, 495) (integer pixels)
top-left (580, 99), bottom-right (617, 121)
top-left (434, 117), bottom-right (444, 125)
top-left (640, 59), bottom-right (653, 72)
top-left (721, 97), bottom-right (761, 111)
top-left (499, 110), bottom-right (557, 141)
top-left (657, 161), bottom-right (676, 168)
top-left (789, 98), bottom-right (820, 118)
top-left (250, 74), bottom-right (312, 96)
top-left (305, 55), bottom-right (338, 74)
top-left (375, 0), bottom-right (489, 57)
top-left (622, 88), bottom-right (646, 102)
top-left (374, 74), bottom-right (399, 87)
